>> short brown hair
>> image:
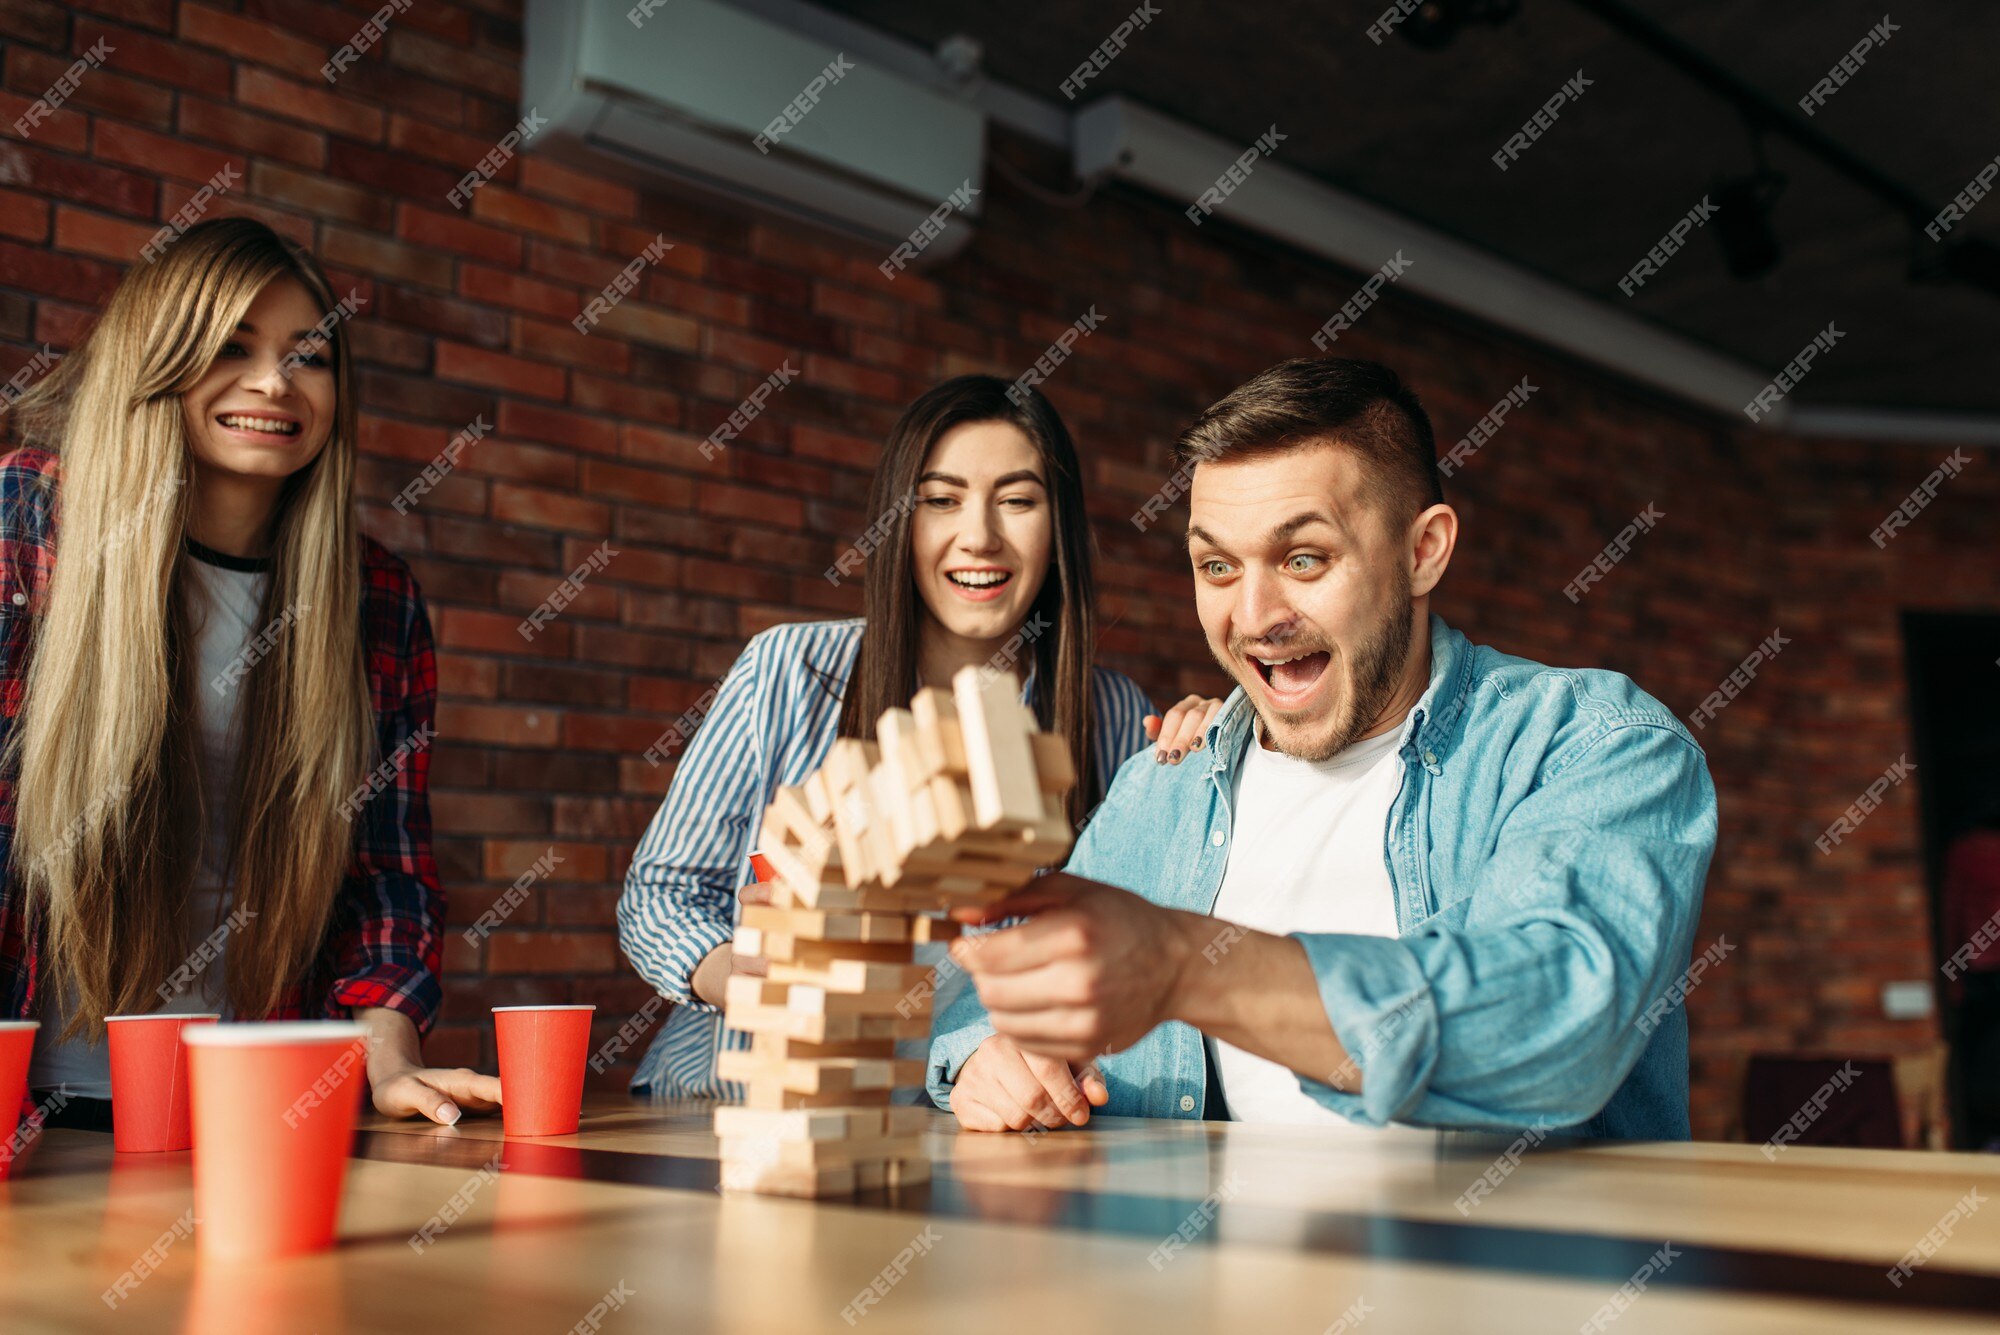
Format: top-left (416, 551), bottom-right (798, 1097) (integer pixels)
top-left (1173, 358), bottom-right (1443, 528)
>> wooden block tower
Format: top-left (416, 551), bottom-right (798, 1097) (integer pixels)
top-left (712, 664), bottom-right (1076, 1196)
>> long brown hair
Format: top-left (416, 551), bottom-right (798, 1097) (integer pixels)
top-left (835, 376), bottom-right (1100, 828)
top-left (8, 218), bottom-right (373, 1040)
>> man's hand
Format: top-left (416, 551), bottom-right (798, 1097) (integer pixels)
top-left (1144, 695), bottom-right (1223, 765)
top-left (355, 1006), bottom-right (503, 1125)
top-left (948, 874), bottom-right (1195, 1064)
top-left (949, 1033), bottom-right (1109, 1131)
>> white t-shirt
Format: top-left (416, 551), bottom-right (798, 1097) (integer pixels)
top-left (28, 551), bottom-right (265, 1097)
top-left (1207, 721), bottom-right (1405, 1126)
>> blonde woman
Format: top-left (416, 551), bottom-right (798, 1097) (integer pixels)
top-left (0, 218), bottom-right (496, 1129)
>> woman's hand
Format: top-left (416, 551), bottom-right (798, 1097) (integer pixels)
top-left (690, 882), bottom-right (773, 1006)
top-left (1144, 694), bottom-right (1224, 765)
top-left (355, 1006), bottom-right (502, 1125)
top-left (948, 1033), bottom-right (1109, 1132)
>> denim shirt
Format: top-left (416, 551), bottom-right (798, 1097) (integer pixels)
top-left (928, 614), bottom-right (1719, 1139)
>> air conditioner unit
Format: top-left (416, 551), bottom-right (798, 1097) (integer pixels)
top-left (523, 0), bottom-right (984, 264)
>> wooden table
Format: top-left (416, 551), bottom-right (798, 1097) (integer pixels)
top-left (5, 1094), bottom-right (1998, 1332)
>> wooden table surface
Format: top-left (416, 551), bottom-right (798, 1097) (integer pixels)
top-left (4, 1093), bottom-right (1999, 1333)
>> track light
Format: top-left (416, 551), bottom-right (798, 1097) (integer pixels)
top-left (1712, 170), bottom-right (1785, 281)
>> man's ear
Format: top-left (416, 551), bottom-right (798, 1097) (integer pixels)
top-left (1408, 503), bottom-right (1458, 599)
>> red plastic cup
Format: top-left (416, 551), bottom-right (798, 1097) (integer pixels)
top-left (748, 852), bottom-right (776, 884)
top-left (183, 1021), bottom-right (369, 1261)
top-left (0, 1020), bottom-right (37, 1178)
top-left (492, 1005), bottom-right (595, 1137)
top-left (106, 1013), bottom-right (217, 1153)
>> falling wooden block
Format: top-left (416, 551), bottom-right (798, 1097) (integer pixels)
top-left (953, 665), bottom-right (1045, 830)
top-left (1029, 731), bottom-right (1077, 797)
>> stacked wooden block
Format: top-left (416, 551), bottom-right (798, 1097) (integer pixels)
top-left (714, 665), bottom-right (1076, 1196)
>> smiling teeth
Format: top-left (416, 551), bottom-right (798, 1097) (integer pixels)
top-left (1256, 654), bottom-right (1311, 666)
top-left (219, 414), bottom-right (299, 435)
top-left (949, 571), bottom-right (1009, 587)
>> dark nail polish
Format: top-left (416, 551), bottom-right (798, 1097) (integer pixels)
top-left (1169, 750), bottom-right (1182, 763)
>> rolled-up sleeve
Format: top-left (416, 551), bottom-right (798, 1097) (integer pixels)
top-left (618, 635), bottom-right (770, 1010)
top-left (331, 585), bottom-right (444, 1033)
top-left (1294, 723), bottom-right (1717, 1130)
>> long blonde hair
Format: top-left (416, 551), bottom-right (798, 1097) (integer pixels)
top-left (8, 218), bottom-right (374, 1039)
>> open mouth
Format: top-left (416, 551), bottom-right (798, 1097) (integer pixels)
top-left (216, 412), bottom-right (301, 439)
top-left (1250, 650), bottom-right (1331, 701)
top-left (945, 569), bottom-right (1013, 601)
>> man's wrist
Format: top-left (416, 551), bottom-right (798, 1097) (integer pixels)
top-left (1160, 907), bottom-right (1215, 1029)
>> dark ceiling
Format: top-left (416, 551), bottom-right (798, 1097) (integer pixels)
top-left (819, 0), bottom-right (2000, 415)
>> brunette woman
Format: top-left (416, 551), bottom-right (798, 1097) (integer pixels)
top-left (618, 375), bottom-right (1215, 1100)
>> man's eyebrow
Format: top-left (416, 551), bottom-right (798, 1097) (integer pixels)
top-left (1185, 512), bottom-right (1340, 551)
top-left (1267, 511), bottom-right (1341, 544)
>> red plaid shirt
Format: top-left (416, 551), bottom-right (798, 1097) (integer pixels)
top-left (0, 447), bottom-right (443, 1034)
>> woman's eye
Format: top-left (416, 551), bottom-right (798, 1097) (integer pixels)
top-left (921, 495), bottom-right (956, 510)
top-left (219, 341), bottom-right (247, 358)
top-left (1001, 495), bottom-right (1037, 510)
top-left (298, 349), bottom-right (329, 369)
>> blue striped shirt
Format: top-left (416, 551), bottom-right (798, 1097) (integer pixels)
top-left (617, 617), bottom-right (1155, 1097)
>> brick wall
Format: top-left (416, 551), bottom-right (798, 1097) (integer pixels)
top-left (3, 0), bottom-right (1986, 1141)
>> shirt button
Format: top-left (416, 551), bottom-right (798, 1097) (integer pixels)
top-left (1179, 1094), bottom-right (1195, 1112)
top-left (1423, 749), bottom-right (1437, 765)
top-left (9, 592), bottom-right (23, 606)
top-left (1210, 830), bottom-right (1224, 847)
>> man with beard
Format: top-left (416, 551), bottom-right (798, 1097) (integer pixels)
top-left (926, 358), bottom-right (1718, 1139)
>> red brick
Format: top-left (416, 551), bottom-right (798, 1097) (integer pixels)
top-left (0, 141), bottom-right (155, 218)
top-left (0, 90), bottom-right (84, 152)
top-left (804, 352), bottom-right (902, 402)
top-left (0, 237), bottom-right (120, 306)
top-left (506, 573), bottom-right (617, 628)
top-left (177, 94), bottom-right (325, 170)
top-left (470, 185), bottom-right (591, 245)
top-left (580, 458), bottom-right (694, 510)
top-left (593, 301), bottom-right (699, 353)
top-left (646, 272), bottom-right (749, 328)
top-left (438, 606), bottom-right (569, 660)
top-left (464, 438), bottom-right (576, 489)
top-left (436, 341), bottom-right (566, 401)
top-left (698, 483), bottom-right (804, 529)
top-left (570, 373), bottom-right (680, 426)
top-left (0, 0), bottom-right (65, 47)
top-left (398, 203), bottom-right (521, 268)
top-left (519, 156), bottom-right (635, 220)
top-left (0, 188), bottom-right (48, 243)
top-left (497, 401), bottom-right (619, 456)
top-left (90, 120), bottom-right (242, 189)
top-left (485, 931), bottom-right (620, 976)
top-left (387, 112), bottom-right (516, 178)
top-left (51, 206), bottom-right (158, 264)
top-left (435, 702), bottom-right (558, 748)
top-left (249, 160), bottom-right (391, 230)
top-left (321, 225), bottom-right (451, 289)
top-left (9, 48), bottom-right (171, 128)
top-left (491, 482), bottom-right (611, 535)
top-left (461, 264), bottom-right (580, 322)
top-left (327, 138), bottom-right (461, 201)
top-left (484, 840), bottom-right (607, 883)
top-left (178, 3), bottom-right (332, 82)
top-left (235, 65), bottom-right (384, 143)
top-left (513, 316), bottom-right (627, 374)
top-left (72, 20), bottom-right (231, 91)
top-left (387, 28), bottom-right (514, 93)
top-left (562, 712), bottom-right (668, 753)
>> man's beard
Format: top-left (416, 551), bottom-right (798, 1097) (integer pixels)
top-left (1229, 578), bottom-right (1414, 763)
